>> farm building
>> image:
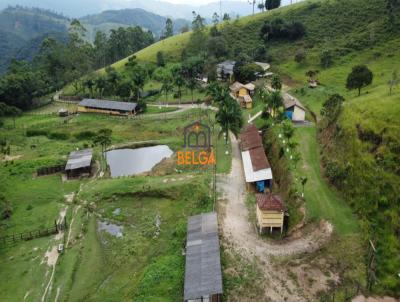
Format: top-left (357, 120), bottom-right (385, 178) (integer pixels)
top-left (78, 99), bottom-right (138, 116)
top-left (240, 124), bottom-right (273, 192)
top-left (58, 108), bottom-right (68, 117)
top-left (230, 82), bottom-right (255, 109)
top-left (256, 193), bottom-right (285, 234)
top-left (230, 82), bottom-right (255, 98)
top-left (283, 95), bottom-right (306, 122)
top-left (184, 212), bottom-right (223, 302)
top-left (65, 149), bottom-right (93, 179)
top-left (216, 60), bottom-right (235, 81)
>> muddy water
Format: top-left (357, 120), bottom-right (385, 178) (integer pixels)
top-left (105, 145), bottom-right (173, 177)
top-left (97, 221), bottom-right (123, 238)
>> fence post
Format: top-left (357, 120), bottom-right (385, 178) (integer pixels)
top-left (55, 220), bottom-right (58, 232)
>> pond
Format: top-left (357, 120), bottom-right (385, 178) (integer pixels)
top-left (105, 145), bottom-right (173, 178)
top-left (98, 220), bottom-right (123, 238)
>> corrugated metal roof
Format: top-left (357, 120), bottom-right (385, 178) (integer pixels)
top-left (79, 99), bottom-right (137, 112)
top-left (241, 150), bottom-right (273, 182)
top-left (217, 60), bottom-right (236, 74)
top-left (256, 193), bottom-right (285, 211)
top-left (65, 149), bottom-right (93, 170)
top-left (184, 212), bottom-right (223, 300)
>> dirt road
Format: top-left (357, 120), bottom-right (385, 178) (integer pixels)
top-left (217, 132), bottom-right (333, 301)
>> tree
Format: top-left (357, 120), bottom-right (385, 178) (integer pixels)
top-left (212, 12), bottom-right (219, 25)
top-left (160, 70), bottom-right (174, 105)
top-left (84, 78), bottom-right (95, 98)
top-left (126, 58), bottom-right (145, 99)
top-left (346, 65), bottom-right (373, 96)
top-left (265, 0), bottom-right (281, 10)
top-left (182, 56), bottom-right (204, 103)
top-left (222, 13), bottom-right (231, 21)
top-left (320, 94), bottom-right (345, 124)
top-left (165, 18), bottom-right (174, 38)
top-left (95, 76), bottom-right (107, 99)
top-left (156, 51), bottom-right (165, 67)
top-left (137, 99), bottom-right (147, 112)
top-left (116, 79), bottom-right (133, 100)
top-left (0, 102), bottom-right (21, 128)
top-left (267, 90), bottom-right (284, 119)
top-left (258, 2), bottom-right (265, 12)
top-left (295, 49), bottom-right (306, 63)
top-left (216, 91), bottom-right (243, 144)
top-left (170, 64), bottom-right (186, 104)
top-left (105, 67), bottom-right (121, 96)
top-left (388, 70), bottom-right (399, 95)
top-left (282, 119), bottom-right (294, 142)
top-left (320, 50), bottom-right (333, 69)
top-left (271, 74), bottom-right (282, 91)
top-left (249, 0), bottom-right (257, 15)
top-left (93, 128), bottom-right (112, 161)
top-left (207, 36), bottom-right (228, 59)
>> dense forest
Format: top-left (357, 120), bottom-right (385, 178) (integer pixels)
top-left (0, 18), bottom-right (154, 110)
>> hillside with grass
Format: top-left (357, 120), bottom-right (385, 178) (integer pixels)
top-left (103, 0), bottom-right (400, 294)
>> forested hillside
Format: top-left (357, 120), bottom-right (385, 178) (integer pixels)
top-left (104, 0), bottom-right (400, 295)
top-left (0, 6), bottom-right (188, 73)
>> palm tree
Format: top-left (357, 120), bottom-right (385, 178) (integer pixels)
top-left (216, 91), bottom-right (243, 144)
top-left (266, 90), bottom-right (284, 119)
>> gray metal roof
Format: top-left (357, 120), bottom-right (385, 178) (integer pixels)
top-left (217, 60), bottom-right (236, 75)
top-left (65, 149), bottom-right (93, 170)
top-left (79, 99), bottom-right (137, 112)
top-left (184, 212), bottom-right (223, 300)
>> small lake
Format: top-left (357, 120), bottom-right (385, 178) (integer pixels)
top-left (106, 145), bottom-right (173, 178)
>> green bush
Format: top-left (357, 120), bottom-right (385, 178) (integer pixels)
top-left (74, 131), bottom-right (96, 140)
top-left (26, 129), bottom-right (48, 137)
top-left (48, 132), bottom-right (70, 140)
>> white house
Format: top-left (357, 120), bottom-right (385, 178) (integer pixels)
top-left (283, 95), bottom-right (306, 122)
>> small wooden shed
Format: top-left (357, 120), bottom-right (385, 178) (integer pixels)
top-left (65, 149), bottom-right (93, 179)
top-left (256, 193), bottom-right (285, 234)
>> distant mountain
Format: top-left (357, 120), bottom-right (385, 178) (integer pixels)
top-left (0, 0), bottom-right (296, 19)
top-left (80, 8), bottom-right (189, 40)
top-left (0, 6), bottom-right (190, 73)
top-left (0, 6), bottom-right (69, 72)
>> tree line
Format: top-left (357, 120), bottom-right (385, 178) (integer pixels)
top-left (0, 19), bottom-right (154, 111)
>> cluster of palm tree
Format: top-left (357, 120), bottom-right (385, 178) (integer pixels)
top-left (207, 83), bottom-right (243, 144)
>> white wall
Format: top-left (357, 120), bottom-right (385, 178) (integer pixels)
top-left (292, 106), bottom-right (305, 121)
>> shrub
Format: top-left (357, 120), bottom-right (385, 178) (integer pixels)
top-left (26, 129), bottom-right (48, 137)
top-left (320, 50), bottom-right (333, 68)
top-left (74, 131), bottom-right (96, 140)
top-left (48, 132), bottom-right (70, 140)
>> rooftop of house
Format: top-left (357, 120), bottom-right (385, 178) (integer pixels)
top-left (184, 212), bottom-right (223, 300)
top-left (79, 99), bottom-right (138, 112)
top-left (283, 95), bottom-right (306, 111)
top-left (65, 149), bottom-right (93, 170)
top-left (256, 193), bottom-right (285, 212)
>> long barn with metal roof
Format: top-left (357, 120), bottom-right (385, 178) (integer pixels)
top-left (184, 212), bottom-right (223, 302)
top-left (78, 99), bottom-right (138, 116)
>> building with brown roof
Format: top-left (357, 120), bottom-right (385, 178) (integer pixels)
top-left (255, 193), bottom-right (285, 234)
top-left (240, 124), bottom-right (273, 192)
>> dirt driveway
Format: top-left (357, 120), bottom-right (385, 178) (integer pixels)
top-left (217, 133), bottom-right (333, 301)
